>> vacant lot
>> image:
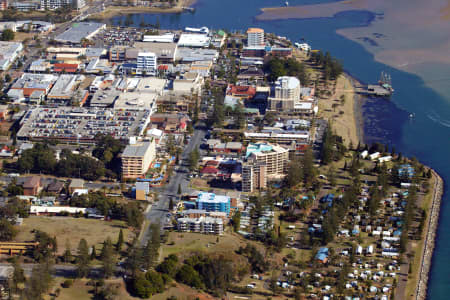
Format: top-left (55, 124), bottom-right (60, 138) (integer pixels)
top-left (15, 217), bottom-right (131, 255)
top-left (161, 231), bottom-right (248, 260)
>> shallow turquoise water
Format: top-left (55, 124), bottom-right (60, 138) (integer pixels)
top-left (109, 0), bottom-right (450, 297)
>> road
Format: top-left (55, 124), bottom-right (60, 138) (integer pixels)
top-left (139, 124), bottom-right (207, 246)
top-left (0, 263), bottom-right (107, 278)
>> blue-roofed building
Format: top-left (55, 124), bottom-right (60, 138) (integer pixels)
top-left (398, 164), bottom-right (415, 178)
top-left (196, 192), bottom-right (231, 216)
top-left (315, 247), bottom-right (329, 263)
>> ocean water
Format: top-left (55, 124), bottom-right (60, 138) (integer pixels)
top-left (107, 0), bottom-right (450, 297)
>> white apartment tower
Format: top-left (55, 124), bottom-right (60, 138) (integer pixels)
top-left (137, 52), bottom-right (157, 75)
top-left (268, 76), bottom-right (301, 111)
top-left (246, 28), bottom-right (265, 47)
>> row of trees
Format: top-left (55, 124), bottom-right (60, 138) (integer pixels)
top-left (310, 51), bottom-right (344, 81)
top-left (264, 57), bottom-right (309, 84)
top-left (16, 143), bottom-right (109, 181)
top-left (70, 191), bottom-right (144, 228)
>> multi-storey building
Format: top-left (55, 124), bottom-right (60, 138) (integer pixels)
top-left (0, 0), bottom-right (8, 10)
top-left (268, 76), bottom-right (301, 111)
top-left (136, 52), bottom-right (157, 75)
top-left (40, 0), bottom-right (84, 10)
top-left (246, 28), bottom-right (265, 47)
top-left (196, 192), bottom-right (231, 216)
top-left (242, 143), bottom-right (289, 193)
top-left (121, 139), bottom-right (156, 179)
top-left (177, 216), bottom-right (223, 235)
top-left (242, 162), bottom-right (267, 193)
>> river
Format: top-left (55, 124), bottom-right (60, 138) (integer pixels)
top-left (106, 0), bottom-right (450, 298)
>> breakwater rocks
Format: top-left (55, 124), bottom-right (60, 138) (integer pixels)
top-left (415, 170), bottom-right (443, 300)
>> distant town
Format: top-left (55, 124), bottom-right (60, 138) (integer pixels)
top-left (0, 2), bottom-right (443, 300)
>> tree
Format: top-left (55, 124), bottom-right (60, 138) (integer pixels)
top-left (101, 237), bottom-right (115, 278)
top-left (231, 211), bottom-right (241, 232)
top-left (11, 257), bottom-right (25, 293)
top-left (0, 219), bottom-right (17, 241)
top-left (144, 224), bottom-right (160, 269)
top-left (168, 198), bottom-right (174, 211)
top-left (23, 261), bottom-right (53, 300)
top-left (63, 239), bottom-right (72, 263)
top-left (176, 265), bottom-right (203, 289)
top-left (91, 245), bottom-right (97, 261)
top-left (76, 239), bottom-right (90, 278)
top-left (177, 184), bottom-right (182, 195)
top-left (1, 29), bottom-right (15, 41)
top-left (327, 165), bottom-right (336, 187)
top-left (188, 148), bottom-right (199, 172)
top-left (286, 160), bottom-right (303, 188)
top-left (116, 229), bottom-right (124, 252)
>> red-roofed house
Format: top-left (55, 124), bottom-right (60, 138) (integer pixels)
top-left (53, 63), bottom-right (79, 73)
top-left (226, 84), bottom-right (256, 100)
top-left (22, 176), bottom-right (42, 196)
top-left (201, 166), bottom-right (218, 178)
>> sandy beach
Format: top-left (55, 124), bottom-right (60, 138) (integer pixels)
top-left (89, 0), bottom-right (196, 19)
top-left (317, 74), bottom-right (362, 147)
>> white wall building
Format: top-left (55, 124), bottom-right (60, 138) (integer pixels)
top-left (0, 41), bottom-right (23, 71)
top-left (268, 76), bottom-right (302, 111)
top-left (247, 28), bottom-right (265, 47)
top-left (136, 52), bottom-right (157, 75)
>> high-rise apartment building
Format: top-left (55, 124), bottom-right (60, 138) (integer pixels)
top-left (268, 76), bottom-right (301, 111)
top-left (121, 140), bottom-right (156, 179)
top-left (40, 0), bottom-right (84, 10)
top-left (246, 28), bottom-right (265, 47)
top-left (242, 143), bottom-right (289, 193)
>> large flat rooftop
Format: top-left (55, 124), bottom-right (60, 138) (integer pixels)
top-left (55, 22), bottom-right (105, 44)
top-left (17, 107), bottom-right (151, 143)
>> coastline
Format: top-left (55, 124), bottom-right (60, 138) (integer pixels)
top-left (317, 73), bottom-right (362, 147)
top-left (415, 169), bottom-right (443, 300)
top-left (88, 0), bottom-right (197, 19)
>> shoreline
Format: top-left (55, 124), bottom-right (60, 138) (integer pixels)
top-left (415, 169), bottom-right (443, 300)
top-left (88, 0), bottom-right (197, 19)
top-left (317, 72), bottom-right (362, 147)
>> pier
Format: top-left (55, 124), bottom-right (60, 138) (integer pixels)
top-left (355, 84), bottom-right (392, 97)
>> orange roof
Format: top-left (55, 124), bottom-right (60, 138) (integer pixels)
top-left (247, 28), bottom-right (264, 33)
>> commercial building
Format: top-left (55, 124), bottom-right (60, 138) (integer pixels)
top-left (243, 131), bottom-right (310, 145)
top-left (268, 76), bottom-right (301, 111)
top-left (134, 41), bottom-right (178, 64)
top-left (55, 22), bottom-right (105, 44)
top-left (17, 107), bottom-right (151, 143)
top-left (177, 216), bottom-right (223, 235)
top-left (121, 139), bottom-right (156, 179)
top-left (136, 52), bottom-right (157, 75)
top-left (9, 1), bottom-right (40, 11)
top-left (242, 143), bottom-right (289, 193)
top-left (172, 72), bottom-right (203, 95)
top-left (142, 32), bottom-right (175, 43)
top-left (196, 192), bottom-right (231, 216)
top-left (247, 28), bottom-right (265, 47)
top-left (47, 74), bottom-right (85, 103)
top-left (0, 41), bottom-right (23, 71)
top-left (9, 73), bottom-right (57, 98)
top-left (177, 33), bottom-right (210, 48)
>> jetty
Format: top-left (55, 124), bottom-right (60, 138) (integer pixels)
top-left (355, 85), bottom-right (392, 97)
